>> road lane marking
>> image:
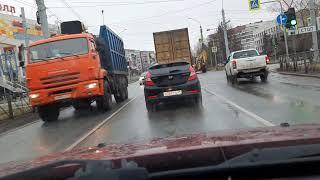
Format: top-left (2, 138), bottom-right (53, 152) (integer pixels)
top-left (0, 106), bottom-right (76, 137)
top-left (0, 120), bottom-right (41, 137)
top-left (64, 96), bottom-right (138, 151)
top-left (203, 88), bottom-right (275, 127)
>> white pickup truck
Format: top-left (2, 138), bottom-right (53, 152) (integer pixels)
top-left (225, 49), bottom-right (269, 84)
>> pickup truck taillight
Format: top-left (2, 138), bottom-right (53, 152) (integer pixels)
top-left (188, 66), bottom-right (197, 81)
top-left (265, 56), bottom-right (270, 64)
top-left (145, 71), bottom-right (155, 86)
top-left (232, 60), bottom-right (237, 69)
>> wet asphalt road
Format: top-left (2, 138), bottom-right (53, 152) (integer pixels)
top-left (1, 66), bottom-right (320, 164)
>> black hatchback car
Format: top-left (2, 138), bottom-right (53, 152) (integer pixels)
top-left (144, 62), bottom-right (202, 111)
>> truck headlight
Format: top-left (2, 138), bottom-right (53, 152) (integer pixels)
top-left (29, 94), bottom-right (40, 99)
top-left (86, 83), bottom-right (97, 89)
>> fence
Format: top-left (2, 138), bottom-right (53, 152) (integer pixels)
top-left (0, 52), bottom-right (30, 120)
top-left (270, 50), bottom-right (320, 74)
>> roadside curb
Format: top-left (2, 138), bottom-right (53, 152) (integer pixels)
top-left (271, 70), bottom-right (320, 79)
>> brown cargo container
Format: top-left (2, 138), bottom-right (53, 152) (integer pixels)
top-left (153, 28), bottom-right (192, 64)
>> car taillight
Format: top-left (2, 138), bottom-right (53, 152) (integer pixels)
top-left (145, 71), bottom-right (155, 86)
top-left (188, 66), bottom-right (197, 81)
top-left (232, 60), bottom-right (237, 69)
top-left (265, 56), bottom-right (270, 64)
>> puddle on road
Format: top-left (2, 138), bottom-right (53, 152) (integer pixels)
top-left (280, 81), bottom-right (320, 91)
top-left (233, 81), bottom-right (283, 103)
top-left (284, 100), bottom-right (320, 124)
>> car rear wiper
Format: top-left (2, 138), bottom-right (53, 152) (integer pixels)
top-left (169, 69), bottom-right (181, 73)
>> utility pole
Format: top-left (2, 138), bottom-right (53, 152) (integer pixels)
top-left (309, 0), bottom-right (319, 62)
top-left (35, 0), bottom-right (50, 38)
top-left (188, 18), bottom-right (204, 44)
top-left (273, 35), bottom-right (277, 63)
top-left (21, 7), bottom-right (29, 47)
top-left (280, 5), bottom-right (289, 59)
top-left (102, 10), bottom-right (105, 25)
top-left (222, 8), bottom-right (230, 58)
top-left (200, 25), bottom-right (204, 44)
top-left (259, 1), bottom-right (289, 59)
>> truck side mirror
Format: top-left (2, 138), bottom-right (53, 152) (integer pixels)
top-left (19, 61), bottom-right (25, 67)
top-left (18, 44), bottom-right (24, 61)
top-left (18, 44), bottom-right (25, 67)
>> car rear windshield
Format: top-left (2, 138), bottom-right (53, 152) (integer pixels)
top-left (29, 38), bottom-right (88, 63)
top-left (149, 62), bottom-right (189, 70)
top-left (233, 50), bottom-right (259, 59)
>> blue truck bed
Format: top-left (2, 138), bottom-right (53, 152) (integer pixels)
top-left (99, 25), bottom-right (128, 75)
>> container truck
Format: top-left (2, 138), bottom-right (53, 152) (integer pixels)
top-left (144, 28), bottom-right (201, 112)
top-left (21, 21), bottom-right (128, 122)
top-left (153, 28), bottom-right (192, 64)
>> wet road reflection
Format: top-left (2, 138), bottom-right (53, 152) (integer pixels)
top-left (1, 68), bottom-right (320, 164)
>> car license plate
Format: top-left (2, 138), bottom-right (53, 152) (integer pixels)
top-left (54, 94), bottom-right (71, 100)
top-left (163, 90), bottom-right (182, 97)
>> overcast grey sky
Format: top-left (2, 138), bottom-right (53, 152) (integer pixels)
top-left (9, 0), bottom-right (278, 51)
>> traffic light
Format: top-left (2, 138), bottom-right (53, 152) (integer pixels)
top-left (284, 8), bottom-right (297, 29)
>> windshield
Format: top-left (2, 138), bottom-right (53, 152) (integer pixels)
top-left (2, 0), bottom-right (320, 177)
top-left (29, 38), bottom-right (88, 62)
top-left (233, 50), bottom-right (259, 59)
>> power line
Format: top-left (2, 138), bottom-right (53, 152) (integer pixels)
top-left (59, 0), bottom-right (84, 22)
top-left (11, 0), bottom-right (36, 8)
top-left (60, 0), bottom-right (182, 2)
top-left (109, 0), bottom-right (217, 25)
top-left (47, 0), bottom-right (186, 8)
top-left (11, 0), bottom-right (62, 22)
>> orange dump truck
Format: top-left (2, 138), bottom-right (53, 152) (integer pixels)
top-left (21, 21), bottom-right (128, 122)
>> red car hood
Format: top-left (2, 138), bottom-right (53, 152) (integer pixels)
top-left (1, 124), bottom-right (320, 177)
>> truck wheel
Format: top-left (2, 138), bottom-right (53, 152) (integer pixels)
top-left (38, 105), bottom-right (60, 122)
top-left (114, 88), bottom-right (126, 103)
top-left (114, 85), bottom-right (128, 103)
top-left (260, 72), bottom-right (268, 83)
top-left (114, 93), bottom-right (123, 103)
top-left (97, 81), bottom-right (112, 111)
top-left (123, 87), bottom-right (128, 99)
top-left (202, 68), bottom-right (207, 73)
top-left (72, 99), bottom-right (91, 110)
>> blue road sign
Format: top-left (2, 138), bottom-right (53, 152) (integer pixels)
top-left (277, 14), bottom-right (287, 25)
top-left (249, 0), bottom-right (260, 11)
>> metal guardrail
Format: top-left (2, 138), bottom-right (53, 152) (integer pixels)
top-left (0, 79), bottom-right (29, 120)
top-left (270, 50), bottom-right (320, 74)
top-left (0, 91), bottom-right (31, 120)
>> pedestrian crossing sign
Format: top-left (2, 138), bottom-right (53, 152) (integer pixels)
top-left (249, 0), bottom-right (260, 11)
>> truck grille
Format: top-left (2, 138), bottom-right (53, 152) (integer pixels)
top-left (41, 72), bottom-right (80, 88)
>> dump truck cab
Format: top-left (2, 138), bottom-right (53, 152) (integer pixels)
top-left (24, 21), bottom-right (128, 122)
top-left (26, 33), bottom-right (105, 107)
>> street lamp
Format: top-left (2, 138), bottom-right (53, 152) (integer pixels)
top-left (188, 17), bottom-right (204, 44)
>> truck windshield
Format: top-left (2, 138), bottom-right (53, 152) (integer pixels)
top-left (233, 50), bottom-right (259, 59)
top-left (29, 38), bottom-right (88, 62)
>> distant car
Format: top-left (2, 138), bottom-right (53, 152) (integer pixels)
top-left (144, 62), bottom-right (202, 112)
top-left (225, 49), bottom-right (269, 84)
top-left (139, 72), bottom-right (146, 85)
